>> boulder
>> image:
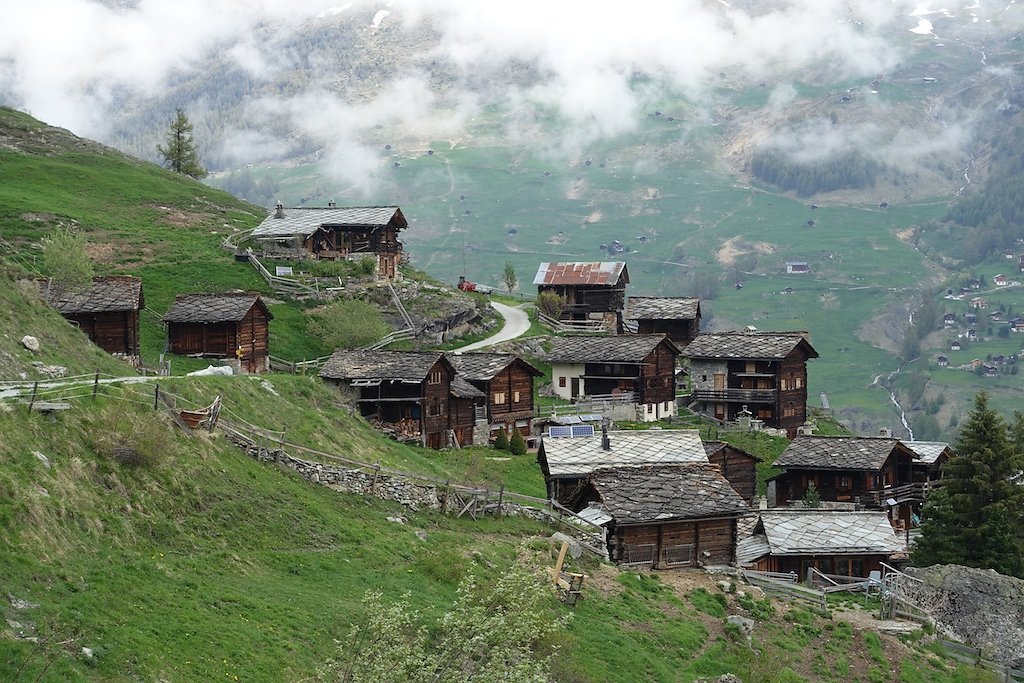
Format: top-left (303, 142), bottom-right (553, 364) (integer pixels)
top-left (21, 336), bottom-right (39, 353)
top-left (32, 451), bottom-right (50, 469)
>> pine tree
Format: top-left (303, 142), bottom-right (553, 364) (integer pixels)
top-left (494, 427), bottom-right (509, 451)
top-left (913, 392), bottom-right (1024, 576)
top-left (157, 109), bottom-right (207, 179)
top-left (509, 428), bottom-right (527, 456)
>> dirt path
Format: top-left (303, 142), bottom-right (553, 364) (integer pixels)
top-left (454, 301), bottom-right (531, 351)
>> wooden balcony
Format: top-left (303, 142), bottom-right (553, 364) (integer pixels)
top-left (693, 388), bottom-right (776, 403)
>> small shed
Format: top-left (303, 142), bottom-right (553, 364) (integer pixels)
top-left (624, 296), bottom-right (702, 346)
top-left (902, 440), bottom-right (952, 482)
top-left (162, 293), bottom-right (272, 373)
top-left (446, 353), bottom-right (542, 439)
top-left (41, 276), bottom-right (144, 361)
top-left (703, 440), bottom-right (761, 505)
top-left (575, 464), bottom-right (750, 568)
top-left (786, 261), bottom-right (810, 274)
top-left (534, 261), bottom-right (628, 328)
top-left (736, 510), bottom-right (904, 578)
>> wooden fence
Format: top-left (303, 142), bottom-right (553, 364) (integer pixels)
top-left (536, 312), bottom-right (612, 334)
top-left (741, 568), bottom-right (827, 609)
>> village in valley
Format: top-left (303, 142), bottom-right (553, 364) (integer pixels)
top-left (31, 199), bottom-right (957, 585)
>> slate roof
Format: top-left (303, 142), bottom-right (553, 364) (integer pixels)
top-left (162, 293), bottom-right (270, 324)
top-left (681, 331), bottom-right (819, 361)
top-left (41, 276), bottom-right (144, 314)
top-left (533, 262), bottom-right (627, 286)
top-left (320, 350), bottom-right (450, 382)
top-left (625, 296), bottom-right (700, 321)
top-left (588, 464), bottom-right (749, 524)
top-left (251, 206), bottom-right (404, 239)
top-left (540, 429), bottom-right (708, 478)
top-left (774, 436), bottom-right (903, 471)
top-left (744, 510), bottom-right (903, 558)
top-left (446, 353), bottom-right (542, 381)
top-left (450, 376), bottom-right (485, 399)
top-left (548, 334), bottom-right (678, 364)
top-left (703, 440), bottom-right (762, 462)
top-left (902, 441), bottom-right (952, 465)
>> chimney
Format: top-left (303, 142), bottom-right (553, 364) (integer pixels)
top-left (879, 427), bottom-right (892, 438)
top-left (274, 201), bottom-right (285, 219)
top-left (328, 199), bottom-right (336, 208)
top-left (601, 421), bottom-right (611, 451)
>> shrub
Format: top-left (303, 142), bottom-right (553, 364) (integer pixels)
top-left (509, 428), bottom-right (527, 455)
top-left (355, 256), bottom-right (377, 277)
top-left (91, 407), bottom-right (173, 468)
top-left (494, 427), bottom-right (509, 451)
top-left (536, 291), bottom-right (566, 318)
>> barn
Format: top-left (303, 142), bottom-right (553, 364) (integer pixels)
top-left (162, 292), bottom-right (272, 373)
top-left (41, 275), bottom-right (144, 362)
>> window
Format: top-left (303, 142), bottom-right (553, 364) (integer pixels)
top-left (428, 400), bottom-right (441, 416)
top-left (701, 374), bottom-right (708, 382)
top-left (493, 392), bottom-right (506, 405)
top-left (647, 404), bottom-right (653, 413)
top-left (781, 378), bottom-right (788, 391)
top-left (838, 475), bottom-right (852, 488)
top-left (513, 391), bottom-right (520, 402)
top-left (558, 377), bottom-right (567, 388)
top-left (795, 377), bottom-right (803, 389)
top-left (428, 370), bottom-right (443, 384)
top-left (746, 362), bottom-right (755, 373)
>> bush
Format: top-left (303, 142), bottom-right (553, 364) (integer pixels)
top-left (307, 298), bottom-right (390, 349)
top-left (509, 429), bottom-right (527, 455)
top-left (494, 428), bottom-right (509, 451)
top-left (536, 291), bottom-right (566, 318)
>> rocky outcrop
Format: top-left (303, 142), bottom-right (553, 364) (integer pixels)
top-left (905, 564), bottom-right (1024, 667)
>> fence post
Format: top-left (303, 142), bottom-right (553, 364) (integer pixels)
top-left (371, 461), bottom-right (380, 492)
top-left (27, 381), bottom-right (38, 413)
top-left (93, 370), bottom-right (100, 400)
top-left (497, 482), bottom-right (504, 518)
top-left (154, 384), bottom-right (160, 411)
top-left (441, 480), bottom-right (450, 514)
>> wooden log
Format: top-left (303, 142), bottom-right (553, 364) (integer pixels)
top-left (93, 370), bottom-right (100, 400)
top-left (27, 381), bottom-right (38, 413)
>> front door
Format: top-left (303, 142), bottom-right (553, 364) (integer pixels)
top-left (570, 377), bottom-right (580, 399)
top-left (713, 373), bottom-right (726, 391)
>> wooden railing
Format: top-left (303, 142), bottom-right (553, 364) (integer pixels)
top-left (537, 312), bottom-right (613, 333)
top-left (741, 568), bottom-right (826, 609)
top-left (692, 388), bottom-right (777, 403)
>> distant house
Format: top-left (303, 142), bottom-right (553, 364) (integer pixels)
top-left (537, 429), bottom-right (707, 504)
top-left (570, 464), bottom-right (750, 568)
top-left (703, 440), bottom-right (761, 506)
top-left (950, 341), bottom-right (962, 351)
top-left (1005, 250), bottom-right (1016, 260)
top-left (936, 355), bottom-right (949, 367)
top-left (769, 435), bottom-right (921, 526)
top-left (1018, 255), bottom-right (1024, 272)
top-left (967, 278), bottom-right (982, 290)
top-left (902, 440), bottom-right (953, 482)
top-left (682, 331), bottom-right (819, 436)
top-left (319, 350), bottom-right (465, 449)
top-left (983, 363), bottom-right (999, 377)
top-left (786, 261), bottom-right (810, 274)
top-left (971, 297), bottom-right (988, 309)
top-left (942, 313), bottom-right (956, 326)
top-left (994, 274), bottom-right (1009, 286)
top-left (534, 261), bottom-right (629, 329)
top-left (41, 276), bottom-right (144, 362)
top-left (966, 328), bottom-right (978, 339)
top-left (1012, 320), bottom-right (1024, 333)
top-left (964, 312), bottom-right (977, 325)
top-left (548, 334), bottom-right (680, 421)
top-left (447, 353), bottom-right (542, 440)
top-left (989, 311), bottom-right (1004, 321)
top-left (736, 510), bottom-right (904, 578)
top-left (250, 204), bottom-right (406, 279)
top-left (162, 292), bottom-right (272, 373)
top-left (624, 296), bottom-right (702, 346)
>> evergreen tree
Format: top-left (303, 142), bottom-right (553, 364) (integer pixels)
top-left (913, 392), bottom-right (1024, 576)
top-left (157, 109), bottom-right (208, 179)
top-left (509, 428), bottom-right (527, 456)
top-left (494, 427), bottom-right (509, 451)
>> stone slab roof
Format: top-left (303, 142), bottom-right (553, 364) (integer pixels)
top-left (548, 334), bottom-right (677, 364)
top-left (162, 293), bottom-right (270, 324)
top-left (625, 296), bottom-right (700, 321)
top-left (774, 436), bottom-right (902, 471)
top-left (540, 429), bottom-right (708, 478)
top-left (251, 205), bottom-right (403, 239)
top-left (41, 276), bottom-right (143, 314)
top-left (450, 376), bottom-right (485, 399)
top-left (533, 261), bottom-right (627, 286)
top-left (446, 353), bottom-right (542, 381)
top-left (703, 440), bottom-right (762, 462)
top-left (681, 331), bottom-right (818, 361)
top-left (902, 441), bottom-right (952, 465)
top-left (589, 464), bottom-right (750, 524)
top-left (750, 510), bottom-right (904, 557)
top-left (320, 350), bottom-right (449, 383)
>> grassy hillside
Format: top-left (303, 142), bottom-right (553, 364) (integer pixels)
top-left (0, 378), bottom-right (1001, 682)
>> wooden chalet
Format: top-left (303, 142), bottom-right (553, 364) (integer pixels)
top-left (250, 204), bottom-right (406, 279)
top-left (682, 331), bottom-right (819, 436)
top-left (769, 436), bottom-right (922, 526)
top-left (41, 276), bottom-right (144, 362)
top-left (571, 464), bottom-right (749, 568)
top-left (446, 353), bottom-right (542, 439)
top-left (162, 293), bottom-right (271, 373)
top-left (703, 440), bottom-right (761, 506)
top-left (448, 376), bottom-right (486, 448)
top-left (320, 350), bottom-right (471, 449)
top-left (534, 261), bottom-right (628, 329)
top-left (736, 510), bottom-right (904, 578)
top-left (624, 296), bottom-right (702, 346)
top-left (548, 334), bottom-right (679, 421)
top-left (902, 440), bottom-right (953, 483)
top-left (538, 428), bottom-right (708, 505)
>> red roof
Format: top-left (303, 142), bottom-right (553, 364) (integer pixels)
top-left (533, 262), bottom-right (628, 286)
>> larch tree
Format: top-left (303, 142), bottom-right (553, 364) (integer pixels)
top-left (913, 392), bottom-right (1024, 576)
top-left (502, 261), bottom-right (518, 294)
top-left (157, 109), bottom-right (208, 179)
top-left (41, 227), bottom-right (93, 300)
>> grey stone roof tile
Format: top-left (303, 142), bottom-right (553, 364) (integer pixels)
top-left (774, 436), bottom-right (902, 471)
top-left (540, 429), bottom-right (708, 478)
top-left (320, 350), bottom-right (448, 382)
top-left (40, 276), bottom-right (143, 314)
top-left (681, 331), bottom-right (818, 360)
top-left (753, 510), bottom-right (903, 556)
top-left (446, 353), bottom-right (542, 381)
top-left (589, 464), bottom-right (750, 524)
top-left (162, 292), bottom-right (269, 324)
top-left (625, 296), bottom-right (700, 321)
top-left (251, 206), bottom-right (404, 239)
top-left (548, 334), bottom-right (677, 364)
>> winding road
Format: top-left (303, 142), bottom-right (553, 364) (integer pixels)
top-left (455, 301), bottom-right (531, 352)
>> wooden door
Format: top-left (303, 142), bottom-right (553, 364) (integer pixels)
top-left (713, 373), bottom-right (726, 390)
top-left (570, 378), bottom-right (580, 398)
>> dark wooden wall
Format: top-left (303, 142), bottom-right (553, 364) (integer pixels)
top-left (614, 518), bottom-right (736, 567)
top-left (237, 307), bottom-right (270, 373)
top-left (448, 395), bottom-right (477, 447)
top-left (421, 360), bottom-right (452, 449)
top-left (483, 361), bottom-right (535, 432)
top-left (754, 553), bottom-right (889, 578)
top-left (775, 351), bottom-right (810, 434)
top-left (168, 321), bottom-right (235, 358)
top-left (638, 342), bottom-right (677, 405)
top-left (637, 318), bottom-right (700, 346)
top-left (708, 445), bottom-right (759, 505)
top-left (69, 310), bottom-right (140, 357)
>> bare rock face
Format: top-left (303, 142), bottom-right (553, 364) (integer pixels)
top-left (906, 564), bottom-right (1024, 667)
